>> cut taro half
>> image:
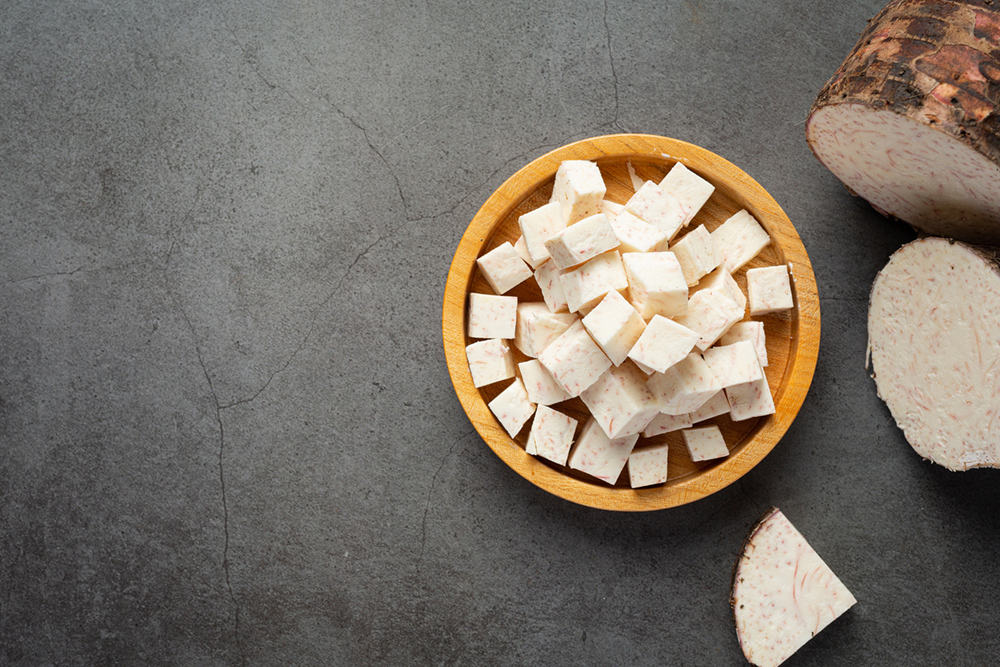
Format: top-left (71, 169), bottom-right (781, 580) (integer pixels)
top-left (806, 0), bottom-right (1000, 245)
top-left (868, 237), bottom-right (1000, 470)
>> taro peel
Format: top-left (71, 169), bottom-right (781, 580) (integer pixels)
top-left (731, 508), bottom-right (856, 667)
top-left (807, 0), bottom-right (1000, 245)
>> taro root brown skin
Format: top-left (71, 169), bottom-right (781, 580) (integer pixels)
top-left (807, 0), bottom-right (1000, 245)
top-left (867, 237), bottom-right (1000, 470)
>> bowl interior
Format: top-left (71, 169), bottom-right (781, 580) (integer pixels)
top-left (442, 134), bottom-right (819, 511)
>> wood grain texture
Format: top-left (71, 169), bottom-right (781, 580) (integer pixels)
top-left (442, 134), bottom-right (820, 511)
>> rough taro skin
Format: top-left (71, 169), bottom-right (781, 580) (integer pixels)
top-left (807, 0), bottom-right (1000, 245)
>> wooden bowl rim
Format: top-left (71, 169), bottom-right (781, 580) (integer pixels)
top-left (442, 133), bottom-right (820, 511)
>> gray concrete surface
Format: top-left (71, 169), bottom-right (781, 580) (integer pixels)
top-left (2, 1), bottom-right (998, 665)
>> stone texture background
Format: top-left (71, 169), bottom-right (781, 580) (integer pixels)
top-left (2, 1), bottom-right (998, 665)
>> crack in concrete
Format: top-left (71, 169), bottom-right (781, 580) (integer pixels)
top-left (214, 419), bottom-right (243, 667)
top-left (417, 429), bottom-right (474, 574)
top-left (211, 0), bottom-right (307, 111)
top-left (313, 90), bottom-right (414, 222)
top-left (1, 265), bottom-right (90, 287)
top-left (429, 140), bottom-right (565, 221)
top-left (219, 232), bottom-right (387, 412)
top-left (738, 477), bottom-right (765, 517)
top-left (157, 105), bottom-right (405, 658)
top-left (162, 18), bottom-right (626, 655)
top-left (288, 55), bottom-right (420, 224)
top-left (164, 240), bottom-right (247, 667)
top-left (375, 105), bottom-right (453, 152)
top-left (603, 0), bottom-right (625, 133)
top-left (296, 53), bottom-right (569, 225)
top-left (162, 217), bottom-right (388, 664)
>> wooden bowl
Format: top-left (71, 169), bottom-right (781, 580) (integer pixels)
top-left (442, 134), bottom-right (820, 511)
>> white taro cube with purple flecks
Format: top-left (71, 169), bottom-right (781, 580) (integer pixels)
top-left (551, 160), bottom-right (607, 225)
top-left (517, 360), bottom-right (570, 406)
top-left (693, 265), bottom-right (747, 313)
top-left (642, 411), bottom-right (693, 437)
top-left (517, 201), bottom-right (566, 268)
top-left (710, 209), bottom-right (771, 273)
top-left (659, 162), bottom-right (715, 226)
top-left (465, 339), bottom-right (515, 388)
top-left (608, 210), bottom-right (668, 253)
top-left (476, 242), bottom-right (534, 294)
top-left (646, 352), bottom-right (724, 415)
top-left (674, 288), bottom-right (743, 351)
top-left (488, 378), bottom-right (536, 438)
top-left (580, 362), bottom-right (661, 440)
top-left (534, 260), bottom-right (568, 313)
top-left (627, 315), bottom-right (700, 375)
top-left (726, 375), bottom-right (776, 422)
top-left (581, 290), bottom-right (646, 366)
top-left (467, 293), bottom-right (517, 339)
top-left (689, 390), bottom-right (731, 424)
top-left (682, 425), bottom-right (729, 461)
top-left (702, 341), bottom-right (764, 389)
top-left (623, 180), bottom-right (686, 241)
top-left (672, 225), bottom-right (721, 286)
top-left (513, 303), bottom-right (577, 358)
top-left (719, 320), bottom-right (767, 367)
top-left (622, 251), bottom-right (688, 319)
top-left (566, 417), bottom-right (639, 485)
top-left (514, 236), bottom-right (532, 265)
top-left (525, 405), bottom-right (578, 466)
top-left (600, 199), bottom-right (625, 220)
top-left (747, 265), bottom-right (794, 316)
top-left (559, 250), bottom-right (629, 314)
top-left (543, 212), bottom-right (620, 270)
top-left (628, 443), bottom-right (670, 487)
top-left (537, 320), bottom-right (612, 398)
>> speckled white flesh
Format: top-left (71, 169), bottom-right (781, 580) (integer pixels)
top-left (732, 509), bottom-right (856, 667)
top-left (659, 162), bottom-right (715, 226)
top-left (867, 238), bottom-right (1000, 470)
top-left (807, 104), bottom-right (1000, 245)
